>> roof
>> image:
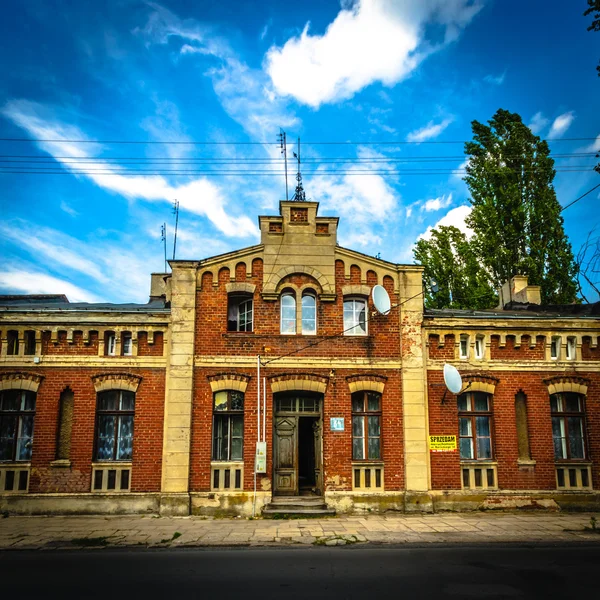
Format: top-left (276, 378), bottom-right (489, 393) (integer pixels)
top-left (0, 296), bottom-right (169, 313)
top-left (425, 301), bottom-right (600, 320)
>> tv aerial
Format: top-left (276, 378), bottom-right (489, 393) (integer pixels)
top-left (441, 363), bottom-right (463, 404)
top-left (371, 285), bottom-right (391, 316)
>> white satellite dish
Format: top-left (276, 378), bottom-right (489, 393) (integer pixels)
top-left (443, 363), bottom-right (463, 395)
top-left (371, 285), bottom-right (391, 315)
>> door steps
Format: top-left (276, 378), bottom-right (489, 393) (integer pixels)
top-left (262, 496), bottom-right (336, 518)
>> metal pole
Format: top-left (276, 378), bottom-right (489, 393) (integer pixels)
top-left (284, 131), bottom-right (288, 201)
top-left (253, 355), bottom-right (260, 517)
top-left (172, 200), bottom-right (179, 261)
top-left (263, 377), bottom-right (266, 443)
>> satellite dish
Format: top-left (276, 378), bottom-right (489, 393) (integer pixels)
top-left (429, 279), bottom-right (439, 294)
top-left (371, 285), bottom-right (391, 315)
top-left (443, 363), bottom-right (463, 394)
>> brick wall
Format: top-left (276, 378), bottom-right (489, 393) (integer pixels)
top-left (189, 368), bottom-right (404, 493)
top-left (490, 335), bottom-right (545, 360)
top-left (1, 367), bottom-right (165, 493)
top-left (195, 259), bottom-right (400, 359)
top-left (428, 369), bottom-right (600, 490)
top-left (42, 331), bottom-right (99, 355)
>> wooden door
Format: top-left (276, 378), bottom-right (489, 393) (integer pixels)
top-left (274, 416), bottom-right (297, 495)
top-left (313, 419), bottom-right (323, 495)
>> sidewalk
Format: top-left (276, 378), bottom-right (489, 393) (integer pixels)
top-left (1, 512), bottom-right (600, 549)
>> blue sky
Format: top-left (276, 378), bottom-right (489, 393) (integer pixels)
top-left (0, 0), bottom-right (598, 303)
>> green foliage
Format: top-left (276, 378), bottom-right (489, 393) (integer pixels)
top-left (464, 109), bottom-right (578, 305)
top-left (414, 226), bottom-right (496, 309)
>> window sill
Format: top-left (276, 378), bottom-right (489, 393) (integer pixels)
top-left (92, 461), bottom-right (133, 466)
top-left (352, 461), bottom-right (384, 466)
top-left (211, 460), bottom-right (244, 466)
top-left (460, 460), bottom-right (497, 465)
top-left (0, 462), bottom-right (31, 467)
top-left (554, 460), bottom-right (592, 465)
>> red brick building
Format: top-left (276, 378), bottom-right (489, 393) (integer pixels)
top-left (1, 202), bottom-right (598, 515)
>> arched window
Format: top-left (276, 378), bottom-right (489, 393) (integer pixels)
top-left (458, 392), bottom-right (493, 460)
top-left (301, 292), bottom-right (317, 335)
top-left (212, 390), bottom-right (244, 461)
top-left (0, 390), bottom-right (36, 461)
top-left (343, 297), bottom-right (367, 336)
top-left (95, 390), bottom-right (135, 461)
top-left (551, 393), bottom-right (586, 460)
top-left (280, 292), bottom-right (296, 334)
top-left (228, 293), bottom-right (253, 332)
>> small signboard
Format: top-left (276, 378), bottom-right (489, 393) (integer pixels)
top-left (429, 435), bottom-right (457, 452)
top-left (330, 417), bottom-right (345, 432)
top-left (255, 441), bottom-right (267, 473)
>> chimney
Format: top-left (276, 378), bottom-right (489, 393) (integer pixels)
top-left (497, 275), bottom-right (541, 309)
top-left (149, 273), bottom-right (170, 302)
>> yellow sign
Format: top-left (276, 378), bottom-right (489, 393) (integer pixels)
top-left (429, 435), bottom-right (457, 452)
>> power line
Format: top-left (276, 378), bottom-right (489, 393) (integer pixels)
top-left (0, 137), bottom-right (597, 145)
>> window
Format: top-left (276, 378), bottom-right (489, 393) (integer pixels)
top-left (7, 331), bottom-right (19, 356)
top-left (551, 336), bottom-right (561, 360)
top-left (227, 294), bottom-right (253, 332)
top-left (122, 332), bottom-right (133, 356)
top-left (551, 393), bottom-right (586, 460)
top-left (105, 332), bottom-right (116, 356)
top-left (95, 390), bottom-right (135, 461)
top-left (0, 390), bottom-right (35, 461)
top-left (212, 391), bottom-right (244, 461)
top-left (344, 298), bottom-right (367, 336)
top-left (24, 331), bottom-right (36, 355)
top-left (458, 392), bottom-right (493, 460)
top-left (280, 292), bottom-right (296, 334)
top-left (301, 293), bottom-right (317, 335)
top-left (566, 337), bottom-right (576, 360)
top-left (459, 334), bottom-right (470, 359)
top-left (475, 336), bottom-right (484, 360)
top-left (352, 391), bottom-right (381, 460)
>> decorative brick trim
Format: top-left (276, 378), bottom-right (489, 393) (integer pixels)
top-left (0, 371), bottom-right (44, 392)
top-left (207, 373), bottom-right (251, 393)
top-left (543, 375), bottom-right (590, 396)
top-left (346, 373), bottom-right (387, 394)
top-left (342, 284), bottom-right (371, 298)
top-left (462, 374), bottom-right (499, 395)
top-left (91, 373), bottom-right (142, 393)
top-left (225, 282), bottom-right (256, 295)
top-left (268, 373), bottom-right (329, 394)
top-left (263, 265), bottom-right (334, 300)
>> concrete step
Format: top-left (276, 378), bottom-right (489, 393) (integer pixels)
top-left (263, 496), bottom-right (335, 518)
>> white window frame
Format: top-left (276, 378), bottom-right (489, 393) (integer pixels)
top-left (459, 334), bottom-right (470, 359)
top-left (343, 297), bottom-right (368, 336)
top-left (301, 293), bottom-right (317, 335)
top-left (474, 335), bottom-right (484, 360)
top-left (122, 333), bottom-right (133, 356)
top-left (551, 336), bottom-right (561, 360)
top-left (106, 333), bottom-right (116, 356)
top-left (566, 337), bottom-right (576, 361)
top-left (280, 292), bottom-right (297, 335)
top-left (227, 294), bottom-right (253, 332)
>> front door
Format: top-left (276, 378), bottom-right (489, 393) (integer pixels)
top-left (273, 392), bottom-right (322, 496)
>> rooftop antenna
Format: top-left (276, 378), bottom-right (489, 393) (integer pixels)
top-left (278, 129), bottom-right (288, 201)
top-left (172, 199), bottom-right (179, 261)
top-left (292, 137), bottom-right (306, 201)
top-left (160, 223), bottom-right (167, 272)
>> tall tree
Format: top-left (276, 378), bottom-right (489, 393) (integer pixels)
top-left (414, 225), bottom-right (496, 309)
top-left (584, 0), bottom-right (600, 76)
top-left (464, 109), bottom-right (578, 305)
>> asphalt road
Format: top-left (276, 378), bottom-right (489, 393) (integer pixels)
top-left (2, 544), bottom-right (598, 599)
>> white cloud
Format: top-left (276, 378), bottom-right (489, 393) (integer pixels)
top-left (406, 118), bottom-right (453, 142)
top-left (1, 99), bottom-right (258, 238)
top-left (548, 111), bottom-right (575, 139)
top-left (418, 205), bottom-right (473, 241)
top-left (0, 270), bottom-right (102, 303)
top-left (528, 111), bottom-right (549, 135)
top-left (483, 71), bottom-right (505, 85)
top-left (260, 20), bottom-right (272, 41)
top-left (341, 232), bottom-right (383, 248)
top-left (60, 200), bottom-right (78, 217)
top-left (583, 133), bottom-right (600, 153)
top-left (422, 193), bottom-right (453, 212)
top-left (265, 0), bottom-right (483, 107)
